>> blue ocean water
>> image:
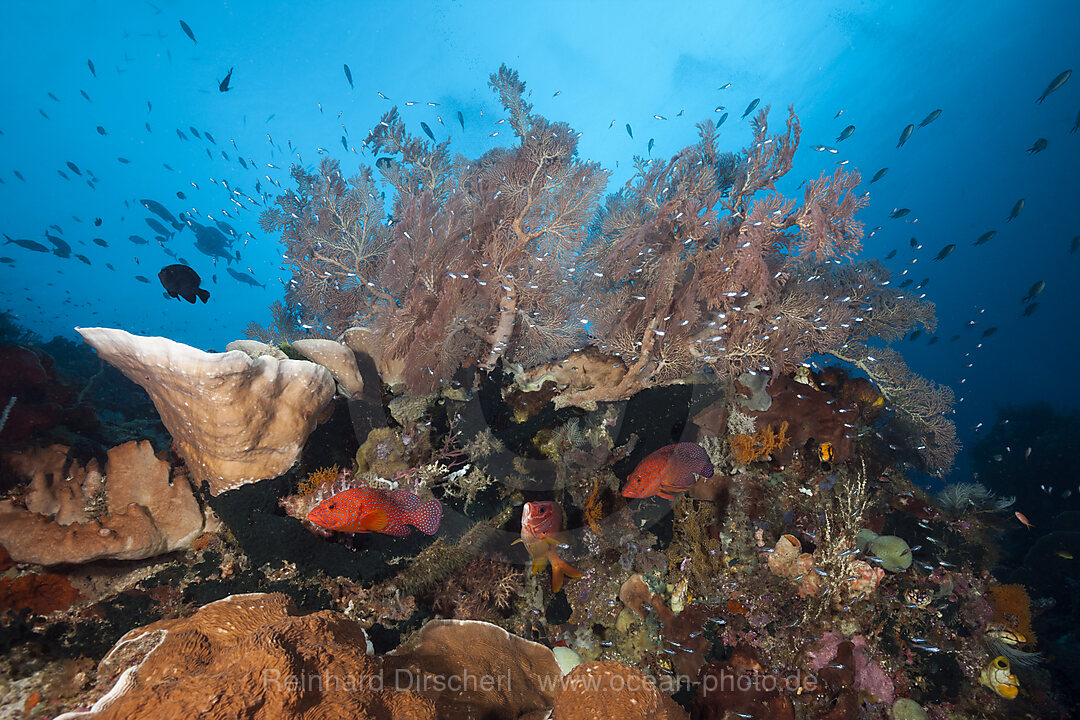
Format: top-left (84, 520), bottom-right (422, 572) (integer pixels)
top-left (1, 0), bottom-right (1077, 480)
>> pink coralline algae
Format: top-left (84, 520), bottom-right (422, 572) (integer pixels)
top-left (847, 559), bottom-right (885, 598)
top-left (806, 631), bottom-right (894, 705)
top-left (765, 534), bottom-right (819, 597)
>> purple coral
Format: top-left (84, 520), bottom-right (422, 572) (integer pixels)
top-left (807, 631), bottom-right (894, 705)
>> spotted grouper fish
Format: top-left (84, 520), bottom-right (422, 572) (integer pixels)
top-left (514, 501), bottom-right (581, 592)
top-left (307, 487), bottom-right (441, 537)
top-left (622, 442), bottom-right (714, 500)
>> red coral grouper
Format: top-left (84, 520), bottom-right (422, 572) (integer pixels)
top-left (514, 501), bottom-right (581, 592)
top-left (307, 487), bottom-right (441, 537)
top-left (622, 442), bottom-right (714, 500)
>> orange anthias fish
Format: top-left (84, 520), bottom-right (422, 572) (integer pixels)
top-left (307, 487), bottom-right (442, 537)
top-left (514, 501), bottom-right (581, 592)
top-left (1014, 511), bottom-right (1034, 530)
top-left (622, 442), bottom-right (714, 500)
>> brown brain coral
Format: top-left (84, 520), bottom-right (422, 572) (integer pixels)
top-left (552, 661), bottom-right (689, 720)
top-left (57, 592), bottom-right (435, 720)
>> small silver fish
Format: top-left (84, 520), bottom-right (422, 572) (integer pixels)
top-left (897, 123), bottom-right (914, 148)
top-left (1037, 69), bottom-right (1071, 104)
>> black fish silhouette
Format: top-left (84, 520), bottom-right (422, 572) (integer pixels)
top-left (4, 235), bottom-right (49, 253)
top-left (1007, 198), bottom-right (1025, 222)
top-left (227, 267), bottom-right (265, 288)
top-left (179, 20), bottom-right (196, 43)
top-left (933, 243), bottom-right (955, 261)
top-left (159, 264), bottom-right (210, 303)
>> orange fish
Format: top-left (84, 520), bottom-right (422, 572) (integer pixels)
top-left (307, 487), bottom-right (441, 537)
top-left (514, 501), bottom-right (581, 592)
top-left (622, 442), bottom-right (714, 500)
top-left (1014, 511), bottom-right (1034, 530)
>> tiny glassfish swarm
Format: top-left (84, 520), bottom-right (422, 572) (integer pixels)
top-left (259, 65), bottom-right (955, 480)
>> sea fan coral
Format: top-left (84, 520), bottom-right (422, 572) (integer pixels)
top-left (261, 65), bottom-right (948, 436)
top-left (829, 344), bottom-right (958, 476)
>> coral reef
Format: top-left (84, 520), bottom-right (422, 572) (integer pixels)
top-left (386, 618), bottom-right (562, 719)
top-left (8, 66), bottom-right (1075, 720)
top-left (937, 481), bottom-right (1015, 515)
top-left (290, 338), bottom-right (365, 397)
top-left (76, 327), bottom-right (336, 494)
top-left (553, 662), bottom-right (688, 719)
top-left (988, 584), bottom-right (1037, 644)
top-left (765, 533), bottom-right (819, 597)
top-left (0, 573), bottom-right (82, 615)
top-left (872, 535), bottom-right (911, 572)
top-left (225, 338), bottom-right (289, 360)
top-left (827, 345), bottom-right (958, 475)
top-left (53, 593), bottom-right (436, 720)
top-left (261, 64), bottom-right (954, 471)
top-left (431, 558), bottom-right (524, 622)
top-left (806, 631), bottom-right (895, 704)
top-left (728, 420), bottom-right (791, 465)
top-left (0, 441), bottom-right (209, 564)
top-left (52, 596), bottom-right (698, 720)
top-left (0, 343), bottom-right (99, 444)
top-left (695, 647), bottom-right (795, 719)
top-left (264, 67), bottom-right (607, 394)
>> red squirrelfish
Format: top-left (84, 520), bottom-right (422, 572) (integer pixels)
top-left (307, 487), bottom-right (441, 537)
top-left (622, 442), bottom-right (714, 500)
top-left (514, 501), bottom-right (581, 592)
top-left (1014, 511), bottom-right (1034, 530)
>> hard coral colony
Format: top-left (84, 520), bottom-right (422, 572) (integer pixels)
top-left (2, 61), bottom-right (1071, 720)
